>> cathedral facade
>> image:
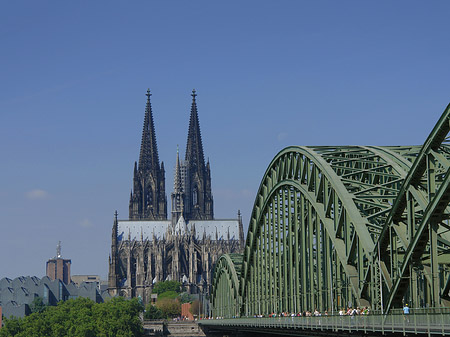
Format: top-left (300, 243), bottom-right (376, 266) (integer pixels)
top-left (108, 90), bottom-right (244, 302)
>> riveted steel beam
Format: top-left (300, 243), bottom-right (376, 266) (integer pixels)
top-left (211, 104), bottom-right (450, 318)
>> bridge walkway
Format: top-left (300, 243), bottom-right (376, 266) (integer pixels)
top-left (199, 314), bottom-right (450, 336)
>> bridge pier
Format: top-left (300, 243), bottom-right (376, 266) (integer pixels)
top-left (143, 320), bottom-right (206, 337)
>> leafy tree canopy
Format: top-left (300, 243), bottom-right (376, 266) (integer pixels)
top-left (155, 299), bottom-right (181, 318)
top-left (151, 280), bottom-right (181, 295)
top-left (0, 297), bottom-right (144, 337)
top-left (190, 300), bottom-right (201, 316)
top-left (157, 291), bottom-right (179, 300)
top-left (144, 304), bottom-right (164, 320)
top-left (30, 296), bottom-right (47, 314)
top-left (178, 292), bottom-right (195, 304)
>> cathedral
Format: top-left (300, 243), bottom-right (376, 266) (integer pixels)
top-left (108, 89), bottom-right (244, 302)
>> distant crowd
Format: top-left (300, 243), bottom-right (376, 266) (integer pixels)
top-left (211, 306), bottom-right (372, 319)
top-left (264, 306), bottom-right (370, 317)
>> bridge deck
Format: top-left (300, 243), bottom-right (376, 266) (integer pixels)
top-left (199, 314), bottom-right (450, 336)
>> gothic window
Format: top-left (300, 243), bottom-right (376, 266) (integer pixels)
top-left (193, 187), bottom-right (198, 205)
top-left (146, 186), bottom-right (153, 207)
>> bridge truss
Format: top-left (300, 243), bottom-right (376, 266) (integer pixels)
top-left (212, 104), bottom-right (450, 317)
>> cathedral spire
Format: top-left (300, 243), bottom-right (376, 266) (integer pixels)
top-left (138, 89), bottom-right (160, 172)
top-left (185, 89), bottom-right (205, 171)
top-left (129, 89), bottom-right (167, 220)
top-left (183, 90), bottom-right (213, 220)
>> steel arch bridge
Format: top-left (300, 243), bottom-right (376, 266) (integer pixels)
top-left (211, 254), bottom-right (243, 318)
top-left (211, 104), bottom-right (450, 318)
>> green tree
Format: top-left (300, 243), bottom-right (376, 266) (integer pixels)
top-left (0, 297), bottom-right (144, 337)
top-left (156, 299), bottom-right (181, 318)
top-left (152, 280), bottom-right (182, 295)
top-left (157, 290), bottom-right (179, 300)
top-left (190, 299), bottom-right (201, 316)
top-left (144, 304), bottom-right (164, 320)
top-left (178, 292), bottom-right (195, 304)
top-left (93, 297), bottom-right (144, 337)
top-left (0, 317), bottom-right (23, 337)
top-left (30, 296), bottom-right (47, 314)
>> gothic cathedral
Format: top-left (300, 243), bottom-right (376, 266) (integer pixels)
top-left (108, 90), bottom-right (244, 302)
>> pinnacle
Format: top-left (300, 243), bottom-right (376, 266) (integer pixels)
top-left (174, 147), bottom-right (183, 192)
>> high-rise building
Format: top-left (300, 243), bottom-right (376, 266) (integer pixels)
top-left (108, 90), bottom-right (244, 302)
top-left (46, 241), bottom-right (71, 285)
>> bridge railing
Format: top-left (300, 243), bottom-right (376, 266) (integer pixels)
top-left (199, 313), bottom-right (450, 336)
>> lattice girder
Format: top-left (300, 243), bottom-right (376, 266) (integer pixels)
top-left (380, 104), bottom-right (450, 313)
top-left (211, 104), bottom-right (450, 317)
top-left (240, 145), bottom-right (412, 315)
top-left (211, 254), bottom-right (243, 318)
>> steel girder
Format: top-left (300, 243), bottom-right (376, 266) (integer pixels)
top-left (211, 254), bottom-right (243, 318)
top-left (211, 104), bottom-right (450, 317)
top-left (239, 145), bottom-right (414, 316)
top-left (378, 104), bottom-right (450, 313)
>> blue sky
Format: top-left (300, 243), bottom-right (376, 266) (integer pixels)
top-left (1, 1), bottom-right (450, 279)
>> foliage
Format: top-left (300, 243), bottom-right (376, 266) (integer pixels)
top-left (30, 296), bottom-right (47, 314)
top-left (0, 318), bottom-right (22, 337)
top-left (157, 291), bottom-right (179, 300)
top-left (178, 292), bottom-right (195, 304)
top-left (0, 297), bottom-right (144, 337)
top-left (144, 304), bottom-right (164, 320)
top-left (151, 280), bottom-right (181, 295)
top-left (155, 299), bottom-right (181, 318)
top-left (190, 300), bottom-right (201, 316)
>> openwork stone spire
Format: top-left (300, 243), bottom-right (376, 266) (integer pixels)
top-left (185, 89), bottom-right (206, 172)
top-left (183, 90), bottom-right (214, 220)
top-left (139, 89), bottom-right (160, 173)
top-left (129, 89), bottom-right (167, 220)
top-left (108, 89), bottom-right (243, 302)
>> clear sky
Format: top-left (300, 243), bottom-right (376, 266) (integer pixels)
top-left (1, 1), bottom-right (450, 280)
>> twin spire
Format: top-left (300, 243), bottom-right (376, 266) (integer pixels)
top-left (185, 89), bottom-right (206, 173)
top-left (130, 89), bottom-right (213, 221)
top-left (138, 89), bottom-right (160, 173)
top-left (139, 88), bottom-right (203, 175)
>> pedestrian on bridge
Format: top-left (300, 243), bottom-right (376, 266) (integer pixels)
top-left (403, 304), bottom-right (410, 322)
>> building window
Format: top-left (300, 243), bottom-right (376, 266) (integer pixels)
top-left (193, 187), bottom-right (198, 205)
top-left (146, 186), bottom-right (153, 206)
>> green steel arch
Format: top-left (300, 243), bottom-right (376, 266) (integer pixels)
top-left (378, 104), bottom-right (450, 312)
top-left (211, 253), bottom-right (243, 318)
top-left (211, 104), bottom-right (450, 317)
top-left (240, 145), bottom-right (410, 316)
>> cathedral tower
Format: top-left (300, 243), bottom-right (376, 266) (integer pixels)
top-left (129, 89), bottom-right (167, 220)
top-left (109, 89), bottom-right (242, 302)
top-left (183, 90), bottom-right (214, 220)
